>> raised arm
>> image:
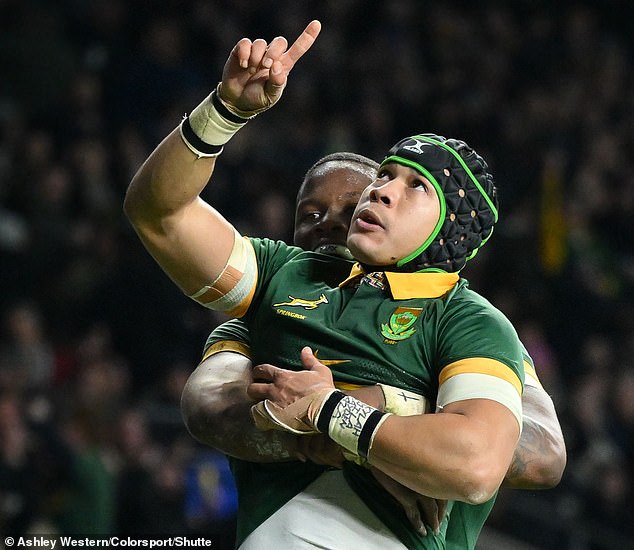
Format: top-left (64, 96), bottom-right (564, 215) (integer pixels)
top-left (123, 21), bottom-right (321, 299)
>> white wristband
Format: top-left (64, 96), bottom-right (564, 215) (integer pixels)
top-left (179, 85), bottom-right (251, 158)
top-left (316, 391), bottom-right (390, 459)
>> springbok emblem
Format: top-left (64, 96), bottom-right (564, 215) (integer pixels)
top-left (274, 294), bottom-right (329, 310)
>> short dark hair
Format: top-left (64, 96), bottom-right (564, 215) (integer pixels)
top-left (297, 152), bottom-right (379, 202)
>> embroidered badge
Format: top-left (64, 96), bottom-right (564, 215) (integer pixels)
top-left (273, 293), bottom-right (328, 310)
top-left (381, 307), bottom-right (422, 342)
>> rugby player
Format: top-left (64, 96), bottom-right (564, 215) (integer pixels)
top-left (181, 151), bottom-right (565, 548)
top-left (125, 21), bottom-right (565, 549)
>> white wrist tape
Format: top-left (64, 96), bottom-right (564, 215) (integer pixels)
top-left (179, 85), bottom-right (252, 158)
top-left (251, 388), bottom-right (336, 435)
top-left (378, 384), bottom-right (428, 416)
top-left (316, 391), bottom-right (390, 459)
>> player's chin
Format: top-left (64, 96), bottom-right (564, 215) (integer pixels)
top-left (347, 234), bottom-right (385, 266)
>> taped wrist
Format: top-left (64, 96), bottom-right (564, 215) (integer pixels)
top-left (251, 388), bottom-right (336, 435)
top-left (316, 391), bottom-right (390, 460)
top-left (179, 84), bottom-right (252, 158)
top-left (378, 384), bottom-right (428, 416)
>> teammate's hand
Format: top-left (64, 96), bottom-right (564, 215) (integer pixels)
top-left (370, 467), bottom-right (447, 536)
top-left (219, 20), bottom-right (321, 115)
top-left (248, 346), bottom-right (335, 405)
top-left (248, 347), bottom-right (336, 434)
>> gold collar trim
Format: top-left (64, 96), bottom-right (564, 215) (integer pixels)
top-left (339, 264), bottom-right (459, 299)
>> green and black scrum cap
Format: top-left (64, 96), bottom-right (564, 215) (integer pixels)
top-left (380, 133), bottom-right (499, 273)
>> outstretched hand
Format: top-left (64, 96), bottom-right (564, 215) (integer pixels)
top-left (219, 20), bottom-right (321, 115)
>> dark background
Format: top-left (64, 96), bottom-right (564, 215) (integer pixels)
top-left (0, 1), bottom-right (632, 548)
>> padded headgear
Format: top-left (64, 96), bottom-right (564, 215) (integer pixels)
top-left (380, 134), bottom-right (498, 273)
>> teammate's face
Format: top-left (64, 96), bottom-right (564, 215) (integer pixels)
top-left (347, 163), bottom-right (441, 266)
top-left (294, 165), bottom-right (372, 254)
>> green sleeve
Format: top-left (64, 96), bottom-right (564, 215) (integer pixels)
top-left (203, 318), bottom-right (251, 356)
top-left (438, 287), bottom-right (525, 385)
top-left (242, 237), bottom-right (304, 322)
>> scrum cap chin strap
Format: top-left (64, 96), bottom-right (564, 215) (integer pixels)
top-left (377, 134), bottom-right (498, 273)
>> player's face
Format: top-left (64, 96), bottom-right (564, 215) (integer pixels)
top-left (294, 165), bottom-right (372, 255)
top-left (347, 162), bottom-right (441, 266)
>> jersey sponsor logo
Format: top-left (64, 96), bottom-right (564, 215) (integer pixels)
top-left (381, 307), bottom-right (422, 342)
top-left (273, 293), bottom-right (329, 310)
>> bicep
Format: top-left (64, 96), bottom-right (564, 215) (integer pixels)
top-left (368, 397), bottom-right (521, 501)
top-left (136, 198), bottom-right (237, 296)
top-left (182, 350), bottom-right (301, 461)
top-left (125, 129), bottom-right (237, 295)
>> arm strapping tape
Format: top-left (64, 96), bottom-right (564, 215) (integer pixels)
top-left (189, 230), bottom-right (257, 314)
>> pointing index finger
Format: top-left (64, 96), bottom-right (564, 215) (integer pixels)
top-left (284, 20), bottom-right (321, 69)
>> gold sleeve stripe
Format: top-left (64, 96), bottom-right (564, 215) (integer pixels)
top-left (334, 381), bottom-right (366, 391)
top-left (437, 373), bottom-right (523, 430)
top-left (523, 360), bottom-right (543, 389)
top-left (201, 340), bottom-right (251, 363)
top-left (190, 233), bottom-right (258, 315)
top-left (439, 358), bottom-right (522, 396)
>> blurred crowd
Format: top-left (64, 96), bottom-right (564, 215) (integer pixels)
top-left (1, 1), bottom-right (633, 548)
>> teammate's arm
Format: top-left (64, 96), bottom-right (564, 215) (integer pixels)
top-left (504, 380), bottom-right (566, 489)
top-left (182, 349), bottom-right (446, 533)
top-left (181, 349), bottom-right (388, 463)
top-left (249, 348), bottom-right (521, 504)
top-left (182, 350), bottom-right (301, 461)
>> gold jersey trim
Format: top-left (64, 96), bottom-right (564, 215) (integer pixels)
top-left (439, 357), bottom-right (523, 395)
top-left (339, 264), bottom-right (459, 299)
top-left (523, 360), bottom-right (543, 389)
top-left (201, 340), bottom-right (251, 363)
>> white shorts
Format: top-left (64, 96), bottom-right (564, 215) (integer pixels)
top-left (239, 469), bottom-right (407, 550)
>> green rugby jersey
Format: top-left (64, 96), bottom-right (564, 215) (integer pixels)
top-left (205, 319), bottom-right (501, 550)
top-left (206, 237), bottom-right (524, 549)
